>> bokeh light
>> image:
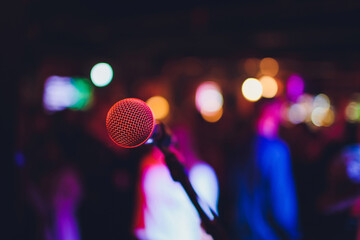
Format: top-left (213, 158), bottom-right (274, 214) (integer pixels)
top-left (69, 78), bottom-right (93, 110)
top-left (257, 102), bottom-right (283, 138)
top-left (259, 57), bottom-right (279, 77)
top-left (311, 107), bottom-right (335, 127)
top-left (297, 94), bottom-right (314, 122)
top-left (200, 108), bottom-right (223, 123)
top-left (259, 76), bottom-right (278, 98)
top-left (146, 96), bottom-right (170, 120)
top-left (345, 102), bottom-right (360, 123)
top-left (90, 62), bottom-right (113, 87)
top-left (241, 78), bottom-right (263, 102)
top-left (43, 76), bottom-right (93, 112)
top-left (322, 108), bottom-right (335, 127)
top-left (344, 145), bottom-right (360, 183)
top-left (195, 81), bottom-right (223, 114)
top-left (286, 74), bottom-right (304, 102)
top-left (313, 94), bottom-right (330, 110)
top-left (288, 103), bottom-right (307, 124)
top-left (309, 93), bottom-right (334, 127)
top-left (43, 76), bottom-right (79, 112)
top-left (311, 107), bottom-right (327, 127)
top-left (15, 152), bottom-right (25, 167)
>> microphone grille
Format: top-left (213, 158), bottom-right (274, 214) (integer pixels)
top-left (106, 98), bottom-right (155, 148)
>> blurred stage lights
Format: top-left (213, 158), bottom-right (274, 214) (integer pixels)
top-left (195, 81), bottom-right (224, 123)
top-left (286, 93), bottom-right (335, 127)
top-left (259, 76), bottom-right (278, 98)
top-left (259, 57), bottom-right (279, 77)
top-left (43, 76), bottom-right (77, 111)
top-left (311, 107), bottom-right (335, 127)
top-left (146, 96), bottom-right (170, 120)
top-left (201, 108), bottom-right (223, 123)
top-left (344, 145), bottom-right (360, 183)
top-left (313, 94), bottom-right (330, 110)
top-left (297, 94), bottom-right (314, 122)
top-left (310, 94), bottom-right (334, 127)
top-left (90, 62), bottom-right (113, 87)
top-left (322, 108), bottom-right (335, 127)
top-left (287, 103), bottom-right (307, 124)
top-left (70, 78), bottom-right (94, 110)
top-left (195, 81), bottom-right (224, 114)
top-left (345, 101), bottom-right (360, 123)
top-left (287, 74), bottom-right (304, 102)
top-left (43, 76), bottom-right (93, 112)
top-left (241, 78), bottom-right (263, 102)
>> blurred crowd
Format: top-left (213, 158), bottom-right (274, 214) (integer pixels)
top-left (14, 56), bottom-right (360, 240)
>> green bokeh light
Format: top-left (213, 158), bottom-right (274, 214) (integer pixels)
top-left (69, 78), bottom-right (94, 110)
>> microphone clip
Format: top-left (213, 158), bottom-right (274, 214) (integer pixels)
top-left (148, 122), bottom-right (173, 149)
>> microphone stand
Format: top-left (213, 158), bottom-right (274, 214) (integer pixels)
top-left (151, 123), bottom-right (227, 240)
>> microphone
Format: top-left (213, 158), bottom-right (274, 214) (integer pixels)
top-left (105, 98), bottom-right (226, 240)
top-left (106, 98), bottom-right (155, 148)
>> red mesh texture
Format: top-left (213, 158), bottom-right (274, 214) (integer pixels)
top-left (106, 98), bottom-right (155, 148)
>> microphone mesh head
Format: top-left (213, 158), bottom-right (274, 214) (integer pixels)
top-left (106, 98), bottom-right (155, 148)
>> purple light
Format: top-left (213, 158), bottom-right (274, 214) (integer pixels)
top-left (286, 74), bottom-right (304, 102)
top-left (257, 102), bottom-right (282, 138)
top-left (15, 152), bottom-right (25, 167)
top-left (54, 169), bottom-right (82, 240)
top-left (43, 76), bottom-right (78, 112)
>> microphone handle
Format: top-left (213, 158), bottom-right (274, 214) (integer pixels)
top-left (158, 146), bottom-right (227, 240)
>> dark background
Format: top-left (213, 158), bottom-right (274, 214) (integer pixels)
top-left (3, 0), bottom-right (360, 239)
